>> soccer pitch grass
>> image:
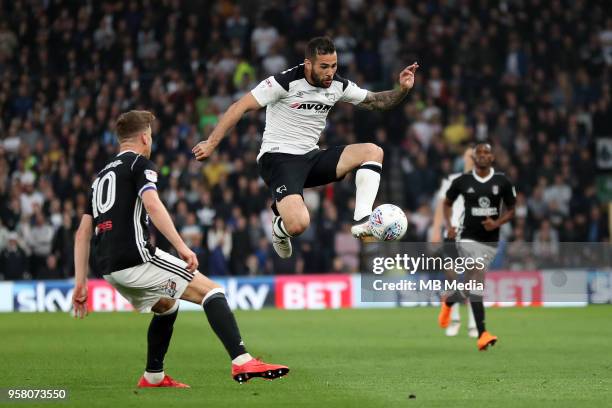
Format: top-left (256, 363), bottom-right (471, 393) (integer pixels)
top-left (3, 307), bottom-right (611, 408)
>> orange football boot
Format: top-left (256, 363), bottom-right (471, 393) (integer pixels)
top-left (438, 302), bottom-right (452, 328)
top-left (477, 331), bottom-right (498, 351)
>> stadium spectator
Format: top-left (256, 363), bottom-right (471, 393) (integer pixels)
top-left (0, 231), bottom-right (29, 280)
top-left (207, 217), bottom-right (232, 275)
top-left (334, 222), bottom-right (359, 272)
top-left (22, 208), bottom-right (55, 278)
top-left (533, 220), bottom-right (560, 266)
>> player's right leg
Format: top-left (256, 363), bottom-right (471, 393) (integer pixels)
top-left (181, 272), bottom-right (289, 383)
top-left (438, 240), bottom-right (462, 334)
top-left (257, 152), bottom-right (313, 259)
top-left (137, 298), bottom-right (190, 388)
top-left (272, 194), bottom-right (310, 258)
top-left (446, 304), bottom-right (461, 336)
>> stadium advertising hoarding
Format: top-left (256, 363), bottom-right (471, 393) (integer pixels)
top-left (178, 276), bottom-right (276, 311)
top-left (588, 270), bottom-right (612, 304)
top-left (4, 277), bottom-right (276, 313)
top-left (1, 271), bottom-right (608, 313)
top-left (275, 274), bottom-right (353, 309)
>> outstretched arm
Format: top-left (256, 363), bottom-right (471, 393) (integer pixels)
top-left (192, 92), bottom-right (262, 161)
top-left (357, 62), bottom-right (419, 111)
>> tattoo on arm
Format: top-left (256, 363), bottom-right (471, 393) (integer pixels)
top-left (357, 89), bottom-right (409, 111)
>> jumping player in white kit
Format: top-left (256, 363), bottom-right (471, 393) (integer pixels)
top-left (193, 37), bottom-right (418, 258)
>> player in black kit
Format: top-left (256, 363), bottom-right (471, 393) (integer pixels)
top-left (439, 142), bottom-right (516, 350)
top-left (71, 111), bottom-right (288, 387)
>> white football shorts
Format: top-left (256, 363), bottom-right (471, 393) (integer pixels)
top-left (103, 248), bottom-right (193, 313)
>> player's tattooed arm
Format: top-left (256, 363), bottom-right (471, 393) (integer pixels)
top-left (357, 88), bottom-right (410, 111)
top-left (357, 62), bottom-right (419, 111)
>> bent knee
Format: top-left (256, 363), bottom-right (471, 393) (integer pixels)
top-left (364, 143), bottom-right (384, 163)
top-left (151, 298), bottom-right (177, 314)
top-left (284, 213), bottom-right (310, 236)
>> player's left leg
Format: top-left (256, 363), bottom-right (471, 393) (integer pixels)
top-left (456, 241), bottom-right (498, 349)
top-left (467, 264), bottom-right (497, 351)
top-left (181, 272), bottom-right (289, 383)
top-left (334, 143), bottom-right (384, 238)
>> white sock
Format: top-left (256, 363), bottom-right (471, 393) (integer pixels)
top-left (273, 217), bottom-right (291, 238)
top-left (354, 161), bottom-right (382, 221)
top-left (144, 371), bottom-right (165, 384)
top-left (232, 353), bottom-right (253, 366)
top-left (451, 303), bottom-right (460, 321)
top-left (467, 301), bottom-right (476, 329)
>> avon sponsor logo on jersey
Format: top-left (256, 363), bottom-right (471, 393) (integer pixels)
top-left (289, 102), bottom-right (332, 112)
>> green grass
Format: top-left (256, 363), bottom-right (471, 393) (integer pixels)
top-left (2, 307), bottom-right (611, 408)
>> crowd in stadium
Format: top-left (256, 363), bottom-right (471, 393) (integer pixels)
top-left (0, 0), bottom-right (610, 280)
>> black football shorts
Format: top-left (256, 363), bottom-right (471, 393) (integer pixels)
top-left (258, 146), bottom-right (346, 202)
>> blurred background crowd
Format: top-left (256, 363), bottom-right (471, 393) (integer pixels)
top-left (0, 0), bottom-right (610, 280)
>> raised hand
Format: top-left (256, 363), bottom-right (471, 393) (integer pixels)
top-left (399, 62), bottom-right (419, 91)
top-left (192, 139), bottom-right (216, 161)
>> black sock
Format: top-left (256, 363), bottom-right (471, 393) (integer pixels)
top-left (203, 293), bottom-right (247, 359)
top-left (470, 296), bottom-right (486, 336)
top-left (271, 201), bottom-right (280, 216)
top-left (146, 305), bottom-right (178, 373)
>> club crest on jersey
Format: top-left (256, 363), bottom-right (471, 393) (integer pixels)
top-left (478, 196), bottom-right (491, 208)
top-left (492, 185), bottom-right (499, 195)
top-left (144, 169), bottom-right (158, 183)
top-left (324, 92), bottom-right (336, 102)
top-left (161, 279), bottom-right (177, 298)
top-left (289, 102), bottom-right (332, 113)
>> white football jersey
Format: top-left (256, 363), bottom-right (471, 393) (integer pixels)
top-left (250, 64), bottom-right (368, 160)
top-left (437, 172), bottom-right (465, 234)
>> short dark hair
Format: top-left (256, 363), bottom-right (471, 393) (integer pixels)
top-left (115, 110), bottom-right (155, 143)
top-left (474, 141), bottom-right (493, 151)
top-left (305, 37), bottom-right (336, 60)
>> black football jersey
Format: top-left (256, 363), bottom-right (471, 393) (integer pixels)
top-left (446, 169), bottom-right (516, 243)
top-left (85, 151), bottom-right (158, 276)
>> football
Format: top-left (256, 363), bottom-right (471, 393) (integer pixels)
top-left (369, 204), bottom-right (408, 241)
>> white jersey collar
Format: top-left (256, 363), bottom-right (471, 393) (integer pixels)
top-left (472, 168), bottom-right (494, 183)
top-left (117, 150), bottom-right (138, 156)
